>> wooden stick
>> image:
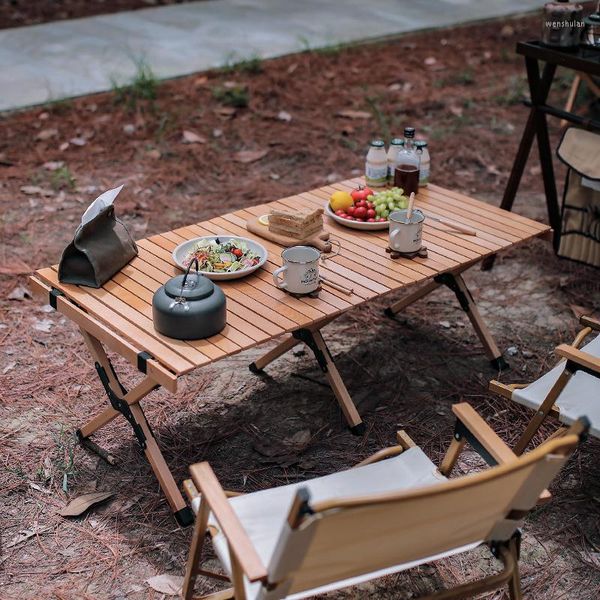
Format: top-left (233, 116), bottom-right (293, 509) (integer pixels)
top-left (406, 192), bottom-right (415, 220)
top-left (426, 214), bottom-right (477, 236)
top-left (319, 275), bottom-right (353, 295)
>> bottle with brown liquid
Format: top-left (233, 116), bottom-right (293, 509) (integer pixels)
top-left (394, 127), bottom-right (420, 196)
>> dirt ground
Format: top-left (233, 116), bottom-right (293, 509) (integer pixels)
top-left (1, 12), bottom-right (600, 600)
top-left (0, 0), bottom-right (199, 29)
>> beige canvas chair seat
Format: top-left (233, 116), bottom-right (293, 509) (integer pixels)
top-left (182, 404), bottom-right (588, 600)
top-left (191, 447), bottom-right (460, 599)
top-left (512, 334), bottom-right (600, 438)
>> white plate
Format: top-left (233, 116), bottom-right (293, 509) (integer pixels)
top-left (172, 235), bottom-right (268, 280)
top-left (324, 203), bottom-right (389, 231)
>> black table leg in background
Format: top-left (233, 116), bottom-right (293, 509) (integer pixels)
top-left (482, 59), bottom-right (558, 270)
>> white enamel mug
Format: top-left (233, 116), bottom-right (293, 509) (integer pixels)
top-left (389, 209), bottom-right (425, 253)
top-left (273, 246), bottom-right (321, 294)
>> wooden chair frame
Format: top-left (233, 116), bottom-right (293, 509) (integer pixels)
top-left (180, 403), bottom-right (586, 600)
top-left (490, 315), bottom-right (599, 455)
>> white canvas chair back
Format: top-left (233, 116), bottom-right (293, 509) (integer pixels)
top-left (260, 434), bottom-right (579, 600)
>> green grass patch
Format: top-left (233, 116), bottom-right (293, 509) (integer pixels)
top-left (212, 85), bottom-right (250, 108)
top-left (111, 57), bottom-right (158, 111)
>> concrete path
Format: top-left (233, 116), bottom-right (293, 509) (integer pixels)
top-left (0, 0), bottom-right (541, 112)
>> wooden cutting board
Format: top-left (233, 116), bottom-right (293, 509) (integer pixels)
top-left (245, 215), bottom-right (333, 252)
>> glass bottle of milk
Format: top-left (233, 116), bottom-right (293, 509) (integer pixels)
top-left (415, 140), bottom-right (430, 187)
top-left (365, 140), bottom-right (388, 187)
top-left (386, 138), bottom-right (404, 184)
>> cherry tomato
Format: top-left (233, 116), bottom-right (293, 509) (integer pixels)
top-left (351, 187), bottom-right (368, 202)
top-left (366, 209), bottom-right (376, 219)
top-left (354, 206), bottom-right (367, 219)
top-left (335, 209), bottom-right (345, 216)
top-left (377, 217), bottom-right (387, 222)
top-left (355, 200), bottom-right (367, 209)
top-left (367, 202), bottom-right (374, 210)
top-left (232, 248), bottom-right (243, 257)
top-left (367, 218), bottom-right (376, 222)
top-left (346, 206), bottom-right (355, 216)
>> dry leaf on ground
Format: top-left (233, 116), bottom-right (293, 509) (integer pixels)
top-left (335, 110), bottom-right (371, 120)
top-left (20, 185), bottom-right (54, 197)
top-left (145, 574), bottom-right (184, 595)
top-left (58, 491), bottom-right (114, 517)
top-left (234, 149), bottom-right (269, 163)
top-left (36, 128), bottom-right (58, 141)
top-left (43, 161), bottom-right (64, 171)
top-left (6, 526), bottom-right (51, 549)
top-left (7, 285), bottom-right (31, 300)
top-left (182, 130), bottom-right (207, 144)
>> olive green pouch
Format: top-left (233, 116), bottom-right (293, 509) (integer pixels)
top-left (58, 204), bottom-right (138, 288)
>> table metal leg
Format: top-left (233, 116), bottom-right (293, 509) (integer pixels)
top-left (248, 334), bottom-right (300, 373)
top-left (77, 330), bottom-right (193, 527)
top-left (384, 279), bottom-right (442, 317)
top-left (292, 328), bottom-right (365, 435)
top-left (383, 269), bottom-right (508, 371)
top-left (443, 274), bottom-right (508, 371)
top-left (250, 323), bottom-right (365, 434)
top-left (482, 59), bottom-right (557, 270)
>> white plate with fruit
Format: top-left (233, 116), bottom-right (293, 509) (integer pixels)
top-left (326, 186), bottom-right (410, 230)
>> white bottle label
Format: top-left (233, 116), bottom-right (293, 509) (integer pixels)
top-left (365, 163), bottom-right (388, 185)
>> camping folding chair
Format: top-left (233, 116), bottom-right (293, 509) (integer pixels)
top-left (490, 314), bottom-right (600, 455)
top-left (180, 403), bottom-right (587, 600)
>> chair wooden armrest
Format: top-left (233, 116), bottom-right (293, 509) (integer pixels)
top-left (555, 344), bottom-right (600, 376)
top-left (353, 430), bottom-right (417, 468)
top-left (580, 315), bottom-right (600, 331)
top-left (444, 404), bottom-right (552, 504)
top-left (451, 403), bottom-right (517, 466)
top-left (190, 462), bottom-right (268, 584)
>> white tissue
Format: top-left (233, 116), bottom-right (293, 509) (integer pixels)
top-left (80, 185), bottom-right (124, 226)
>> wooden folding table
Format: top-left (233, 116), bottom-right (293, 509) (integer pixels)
top-left (29, 178), bottom-right (550, 525)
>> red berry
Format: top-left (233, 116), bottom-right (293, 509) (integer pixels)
top-left (354, 206), bottom-right (367, 219)
top-left (366, 209), bottom-right (376, 219)
top-left (346, 206), bottom-right (355, 216)
top-left (377, 217), bottom-right (387, 222)
top-left (367, 218), bottom-right (376, 222)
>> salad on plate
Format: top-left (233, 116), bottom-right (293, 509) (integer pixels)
top-left (183, 238), bottom-right (261, 274)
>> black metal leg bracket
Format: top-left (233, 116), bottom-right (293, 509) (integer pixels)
top-left (94, 361), bottom-right (151, 450)
top-left (434, 273), bottom-right (471, 313)
top-left (292, 329), bottom-right (328, 373)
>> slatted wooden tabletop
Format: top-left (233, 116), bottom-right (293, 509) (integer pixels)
top-left (31, 179), bottom-right (550, 384)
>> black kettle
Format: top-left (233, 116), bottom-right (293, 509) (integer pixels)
top-left (152, 258), bottom-right (227, 340)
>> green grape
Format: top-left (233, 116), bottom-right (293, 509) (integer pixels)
top-left (382, 209), bottom-right (389, 218)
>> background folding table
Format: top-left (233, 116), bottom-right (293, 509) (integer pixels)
top-left (483, 40), bottom-right (600, 268)
top-left (29, 178), bottom-right (550, 525)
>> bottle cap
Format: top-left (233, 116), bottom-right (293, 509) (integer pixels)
top-left (370, 139), bottom-right (385, 147)
top-left (414, 140), bottom-right (428, 148)
top-left (404, 127), bottom-right (416, 138)
top-left (390, 138), bottom-right (405, 146)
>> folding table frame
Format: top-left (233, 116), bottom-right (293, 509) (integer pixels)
top-left (30, 179), bottom-right (550, 525)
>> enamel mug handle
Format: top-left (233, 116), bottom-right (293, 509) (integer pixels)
top-left (389, 228), bottom-right (400, 248)
top-left (272, 265), bottom-right (288, 289)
